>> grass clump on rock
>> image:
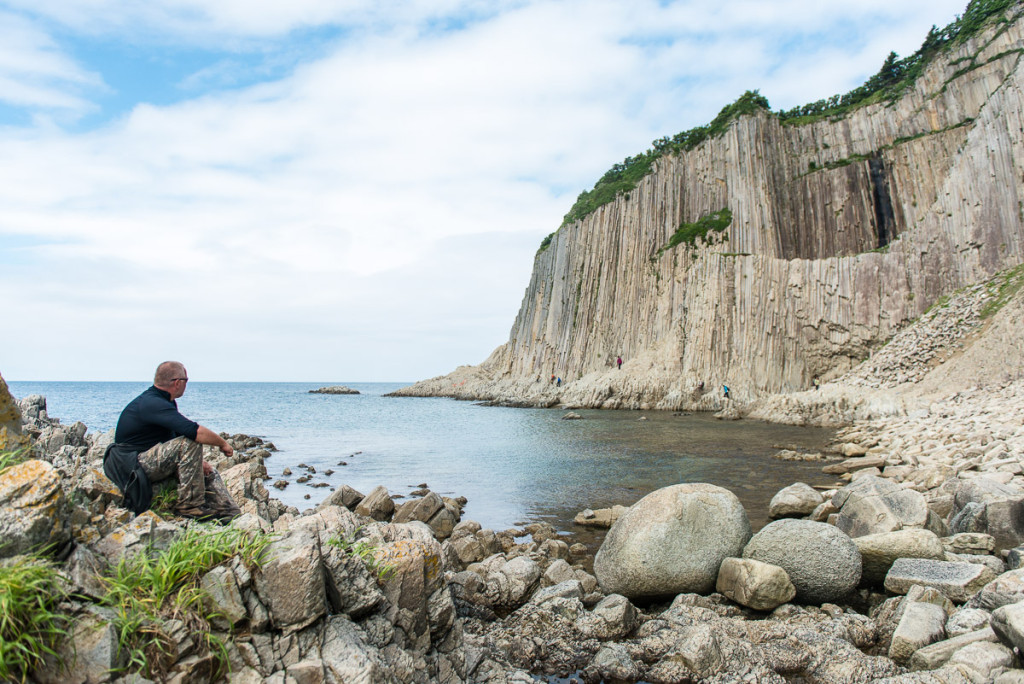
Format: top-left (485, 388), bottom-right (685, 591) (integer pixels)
top-left (100, 525), bottom-right (272, 678)
top-left (654, 208), bottom-right (733, 258)
top-left (0, 555), bottom-right (69, 683)
top-left (327, 528), bottom-right (396, 583)
top-left (0, 447), bottom-right (30, 474)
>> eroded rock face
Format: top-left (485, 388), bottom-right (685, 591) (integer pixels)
top-left (594, 483), bottom-right (751, 599)
top-left (743, 519), bottom-right (861, 604)
top-left (0, 459), bottom-right (71, 559)
top-left (0, 373), bottom-right (28, 452)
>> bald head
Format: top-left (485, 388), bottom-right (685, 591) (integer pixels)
top-left (154, 361), bottom-right (187, 389)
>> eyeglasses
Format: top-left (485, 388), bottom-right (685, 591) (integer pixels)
top-left (173, 377), bottom-right (189, 383)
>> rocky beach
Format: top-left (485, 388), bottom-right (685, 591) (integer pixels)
top-left (2, 263), bottom-right (1024, 682)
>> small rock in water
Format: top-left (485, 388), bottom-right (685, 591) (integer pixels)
top-left (282, 468), bottom-right (292, 476)
top-left (337, 461), bottom-right (347, 466)
top-left (273, 480), bottom-right (288, 490)
top-left (417, 482), bottom-right (428, 488)
top-left (324, 469), bottom-right (334, 476)
top-left (638, 416), bottom-right (647, 421)
top-left (307, 466), bottom-right (316, 473)
top-left (304, 494), bottom-right (311, 499)
top-left (410, 488), bottom-right (429, 497)
top-left (298, 463), bottom-right (308, 469)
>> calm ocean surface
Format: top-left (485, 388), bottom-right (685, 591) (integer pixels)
top-left (7, 381), bottom-right (836, 543)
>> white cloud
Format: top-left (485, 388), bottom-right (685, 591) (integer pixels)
top-left (0, 10), bottom-right (102, 112)
top-left (0, 0), bottom-right (973, 381)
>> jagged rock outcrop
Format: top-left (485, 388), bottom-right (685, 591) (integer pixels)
top-left (394, 7), bottom-right (1024, 411)
top-left (0, 372), bottom-right (29, 452)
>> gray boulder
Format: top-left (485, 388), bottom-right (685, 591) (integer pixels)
top-left (889, 600), bottom-right (947, 664)
top-left (318, 484), bottom-right (364, 511)
top-left (575, 594), bottom-right (639, 640)
top-left (973, 569), bottom-right (1024, 611)
top-left (715, 557), bottom-right (796, 611)
top-left (907, 627), bottom-right (998, 671)
top-left (768, 482), bottom-right (823, 519)
top-left (33, 606), bottom-right (126, 684)
top-left (943, 532), bottom-right (996, 555)
top-left (884, 558), bottom-right (997, 603)
top-left (743, 519), bottom-right (861, 604)
top-left (354, 485), bottom-right (395, 521)
top-left (854, 529), bottom-right (946, 586)
top-left (950, 479), bottom-right (1024, 552)
top-left (991, 600), bottom-right (1024, 652)
top-left (253, 529), bottom-right (327, 632)
top-left (947, 607), bottom-right (992, 637)
top-left (832, 475), bottom-right (940, 538)
top-left (594, 483), bottom-right (751, 599)
top-left (947, 640), bottom-right (1015, 680)
top-left (322, 543), bottom-right (386, 618)
top-left (393, 491), bottom-right (459, 539)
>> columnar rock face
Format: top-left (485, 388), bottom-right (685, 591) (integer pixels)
top-left (396, 14), bottom-right (1024, 409)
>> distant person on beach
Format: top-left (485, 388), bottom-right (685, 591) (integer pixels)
top-left (557, 377), bottom-right (562, 387)
top-left (698, 381), bottom-right (705, 392)
top-left (723, 384), bottom-right (730, 400)
top-left (617, 356), bottom-right (622, 369)
top-left (105, 361), bottom-right (241, 522)
top-left (813, 377), bottom-right (821, 390)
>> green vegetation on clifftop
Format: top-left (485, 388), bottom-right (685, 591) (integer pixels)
top-left (559, 0), bottom-right (1017, 228)
top-left (561, 92), bottom-right (769, 228)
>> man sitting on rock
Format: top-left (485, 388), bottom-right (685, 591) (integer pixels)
top-left (106, 361), bottom-right (241, 522)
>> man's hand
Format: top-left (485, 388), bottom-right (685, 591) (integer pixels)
top-left (202, 460), bottom-right (214, 475)
top-left (196, 425), bottom-right (234, 458)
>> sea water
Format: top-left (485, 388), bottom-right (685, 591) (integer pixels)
top-left (7, 381), bottom-right (836, 543)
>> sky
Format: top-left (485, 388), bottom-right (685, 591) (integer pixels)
top-left (0, 0), bottom-right (970, 382)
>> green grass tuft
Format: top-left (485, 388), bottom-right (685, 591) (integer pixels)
top-left (0, 556), bottom-right (70, 683)
top-left (100, 526), bottom-right (272, 678)
top-left (0, 448), bottom-right (30, 475)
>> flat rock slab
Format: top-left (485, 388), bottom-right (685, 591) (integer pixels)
top-left (884, 558), bottom-right (997, 603)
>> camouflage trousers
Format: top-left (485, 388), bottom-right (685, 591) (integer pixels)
top-left (137, 436), bottom-right (240, 516)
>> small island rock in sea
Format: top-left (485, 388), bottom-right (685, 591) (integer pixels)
top-left (308, 385), bottom-right (360, 395)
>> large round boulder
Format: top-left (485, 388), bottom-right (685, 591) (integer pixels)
top-left (743, 519), bottom-right (861, 604)
top-left (594, 483), bottom-right (751, 599)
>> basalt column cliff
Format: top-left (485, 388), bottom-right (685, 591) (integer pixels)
top-left (396, 5), bottom-right (1024, 411)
